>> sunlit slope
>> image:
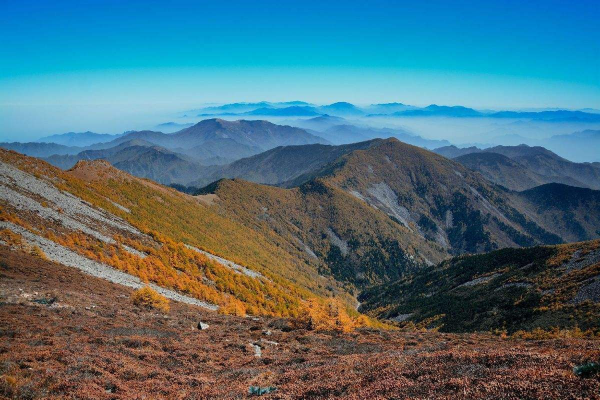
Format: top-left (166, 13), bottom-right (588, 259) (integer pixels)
top-left (0, 150), bottom-right (347, 309)
top-left (313, 138), bottom-right (564, 253)
top-left (198, 177), bottom-right (447, 291)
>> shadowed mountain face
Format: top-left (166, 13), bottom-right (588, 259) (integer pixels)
top-left (435, 144), bottom-right (600, 190)
top-left (359, 239), bottom-right (600, 333)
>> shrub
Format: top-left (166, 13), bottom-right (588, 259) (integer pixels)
top-left (30, 245), bottom-right (49, 260)
top-left (511, 326), bottom-right (600, 340)
top-left (131, 286), bottom-right (170, 313)
top-left (293, 298), bottom-right (354, 333)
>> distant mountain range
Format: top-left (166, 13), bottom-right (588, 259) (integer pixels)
top-left (310, 124), bottom-right (450, 148)
top-left (2, 119), bottom-right (330, 169)
top-left (189, 101), bottom-right (600, 122)
top-left (191, 140), bottom-right (379, 188)
top-left (36, 131), bottom-right (122, 147)
top-left (44, 140), bottom-right (206, 185)
top-left (434, 144), bottom-right (600, 190)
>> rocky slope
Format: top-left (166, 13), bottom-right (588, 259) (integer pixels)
top-left (509, 183), bottom-right (600, 242)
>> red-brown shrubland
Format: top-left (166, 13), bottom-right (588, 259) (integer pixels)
top-left (1, 246), bottom-right (598, 399)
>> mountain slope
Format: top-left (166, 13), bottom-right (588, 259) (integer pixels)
top-left (359, 240), bottom-right (600, 333)
top-left (198, 177), bottom-right (446, 290)
top-left (435, 144), bottom-right (600, 190)
top-left (510, 184), bottom-right (600, 242)
top-left (454, 152), bottom-right (580, 191)
top-left (5, 246), bottom-right (596, 399)
top-left (44, 140), bottom-right (208, 185)
top-left (312, 138), bottom-right (564, 254)
top-left (173, 119), bottom-right (329, 150)
top-left (197, 138), bottom-right (600, 293)
top-left (0, 149), bottom-right (355, 312)
top-left (43, 139), bottom-right (157, 169)
top-left (490, 145), bottom-right (600, 190)
top-left (40, 119), bottom-right (329, 165)
top-left (191, 140), bottom-right (379, 188)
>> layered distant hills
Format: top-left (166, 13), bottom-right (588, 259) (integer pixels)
top-left (1, 119), bottom-right (331, 178)
top-left (434, 144), bottom-right (600, 190)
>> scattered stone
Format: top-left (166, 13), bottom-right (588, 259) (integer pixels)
top-left (574, 362), bottom-right (600, 378)
top-left (260, 339), bottom-right (278, 346)
top-left (197, 321), bottom-right (209, 330)
top-left (248, 386), bottom-right (277, 396)
top-left (32, 297), bottom-right (56, 305)
top-left (250, 343), bottom-right (262, 357)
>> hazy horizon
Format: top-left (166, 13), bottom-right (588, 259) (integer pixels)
top-left (1, 0), bottom-right (599, 141)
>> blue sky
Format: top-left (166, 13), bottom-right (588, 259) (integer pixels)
top-left (1, 0), bottom-right (599, 138)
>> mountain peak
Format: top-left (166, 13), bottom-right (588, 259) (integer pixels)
top-left (69, 159), bottom-right (128, 182)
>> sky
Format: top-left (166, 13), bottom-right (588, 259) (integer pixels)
top-left (1, 0), bottom-right (599, 139)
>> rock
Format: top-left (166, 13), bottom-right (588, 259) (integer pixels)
top-left (574, 362), bottom-right (600, 378)
top-left (268, 318), bottom-right (293, 332)
top-left (197, 321), bottom-right (209, 330)
top-left (260, 338), bottom-right (278, 346)
top-left (250, 343), bottom-right (262, 357)
top-left (32, 297), bottom-right (57, 305)
top-left (248, 386), bottom-right (276, 396)
top-left (262, 329), bottom-right (272, 336)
